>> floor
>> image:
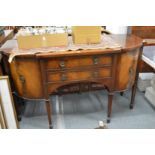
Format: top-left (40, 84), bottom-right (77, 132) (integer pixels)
top-left (19, 89), bottom-right (155, 129)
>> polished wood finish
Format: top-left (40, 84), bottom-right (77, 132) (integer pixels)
top-left (131, 26), bottom-right (155, 39)
top-left (139, 60), bottom-right (155, 73)
top-left (45, 100), bottom-right (52, 129)
top-left (115, 48), bottom-right (140, 90)
top-left (131, 26), bottom-right (155, 73)
top-left (130, 46), bottom-right (143, 109)
top-left (1, 35), bottom-right (143, 128)
top-left (46, 55), bottom-right (112, 70)
top-left (9, 57), bottom-right (43, 98)
top-left (107, 93), bottom-right (113, 123)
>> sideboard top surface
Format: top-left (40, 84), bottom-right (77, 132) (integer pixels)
top-left (0, 34), bottom-right (143, 59)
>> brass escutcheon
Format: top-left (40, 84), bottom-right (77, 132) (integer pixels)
top-left (59, 61), bottom-right (65, 68)
top-left (61, 74), bottom-right (67, 81)
top-left (93, 57), bottom-right (99, 65)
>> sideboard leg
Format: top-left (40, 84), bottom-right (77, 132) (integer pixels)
top-left (130, 70), bottom-right (139, 109)
top-left (45, 99), bottom-right (53, 129)
top-left (130, 45), bottom-right (143, 109)
top-left (130, 84), bottom-right (137, 109)
top-left (107, 93), bottom-right (113, 123)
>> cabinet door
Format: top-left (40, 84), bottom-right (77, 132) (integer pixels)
top-left (115, 48), bottom-right (140, 91)
top-left (10, 57), bottom-right (44, 99)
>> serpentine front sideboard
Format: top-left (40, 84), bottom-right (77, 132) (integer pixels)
top-left (0, 34), bottom-right (143, 128)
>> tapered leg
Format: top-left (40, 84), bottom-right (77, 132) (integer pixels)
top-left (130, 84), bottom-right (137, 109)
top-left (107, 93), bottom-right (114, 123)
top-left (130, 45), bottom-right (143, 109)
top-left (130, 68), bottom-right (139, 109)
top-left (45, 99), bottom-right (53, 129)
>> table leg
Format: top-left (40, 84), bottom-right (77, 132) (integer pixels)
top-left (130, 45), bottom-right (143, 109)
top-left (107, 93), bottom-right (114, 123)
top-left (130, 66), bottom-right (139, 109)
top-left (130, 84), bottom-right (137, 109)
top-left (45, 99), bottom-right (53, 129)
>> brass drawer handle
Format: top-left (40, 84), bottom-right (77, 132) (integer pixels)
top-left (59, 61), bottom-right (65, 68)
top-left (93, 57), bottom-right (99, 65)
top-left (92, 71), bottom-right (99, 78)
top-left (61, 74), bottom-right (67, 81)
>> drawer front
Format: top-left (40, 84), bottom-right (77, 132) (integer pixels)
top-left (45, 55), bottom-right (112, 70)
top-left (47, 68), bottom-right (112, 83)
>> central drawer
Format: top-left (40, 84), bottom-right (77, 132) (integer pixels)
top-left (47, 67), bottom-right (112, 83)
top-left (45, 55), bottom-right (112, 71)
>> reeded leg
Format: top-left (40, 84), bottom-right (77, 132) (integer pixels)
top-left (130, 84), bottom-right (137, 109)
top-left (45, 99), bottom-right (53, 129)
top-left (107, 93), bottom-right (114, 123)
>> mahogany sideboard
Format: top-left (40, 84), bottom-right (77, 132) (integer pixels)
top-left (0, 34), bottom-right (143, 128)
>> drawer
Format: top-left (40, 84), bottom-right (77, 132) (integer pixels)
top-left (47, 68), bottom-right (112, 83)
top-left (45, 55), bottom-right (112, 70)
